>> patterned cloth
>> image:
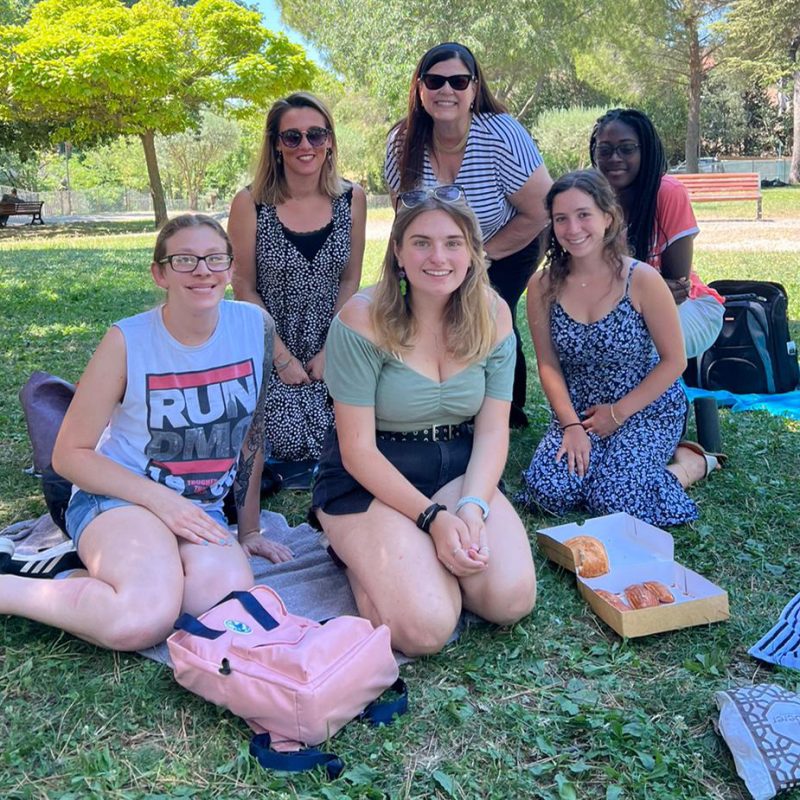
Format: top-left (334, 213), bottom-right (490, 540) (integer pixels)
top-left (516, 262), bottom-right (698, 527)
top-left (254, 188), bottom-right (353, 461)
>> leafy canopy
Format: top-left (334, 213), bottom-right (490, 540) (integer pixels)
top-left (0, 0), bottom-right (317, 143)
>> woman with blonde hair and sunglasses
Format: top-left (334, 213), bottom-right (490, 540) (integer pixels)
top-left (310, 187), bottom-right (536, 657)
top-left (230, 92), bottom-right (366, 470)
top-left (386, 42), bottom-right (552, 428)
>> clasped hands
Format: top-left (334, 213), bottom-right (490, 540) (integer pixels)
top-left (276, 350), bottom-right (325, 385)
top-left (429, 504), bottom-right (489, 578)
top-left (556, 403), bottom-right (625, 477)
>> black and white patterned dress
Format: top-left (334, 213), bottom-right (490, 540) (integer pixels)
top-left (255, 188), bottom-right (353, 461)
top-left (516, 262), bottom-right (698, 527)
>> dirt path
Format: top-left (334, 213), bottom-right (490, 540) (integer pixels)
top-left (366, 217), bottom-right (798, 250)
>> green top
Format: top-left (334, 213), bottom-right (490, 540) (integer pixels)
top-left (324, 316), bottom-right (515, 432)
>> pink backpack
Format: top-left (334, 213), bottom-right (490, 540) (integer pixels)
top-left (167, 586), bottom-right (404, 772)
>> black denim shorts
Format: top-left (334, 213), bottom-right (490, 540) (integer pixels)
top-left (310, 428), bottom-right (473, 525)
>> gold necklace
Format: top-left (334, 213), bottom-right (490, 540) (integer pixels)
top-left (433, 126), bottom-right (469, 155)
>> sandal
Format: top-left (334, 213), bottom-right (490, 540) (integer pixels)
top-left (676, 440), bottom-right (728, 478)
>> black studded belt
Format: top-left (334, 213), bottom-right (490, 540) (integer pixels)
top-left (376, 420), bottom-right (473, 443)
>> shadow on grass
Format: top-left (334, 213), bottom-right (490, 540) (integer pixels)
top-left (0, 219), bottom-right (157, 240)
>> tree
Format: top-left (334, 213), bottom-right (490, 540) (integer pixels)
top-left (721, 0), bottom-right (800, 182)
top-left (0, 0), bottom-right (316, 226)
top-left (158, 110), bottom-right (241, 209)
top-left (575, 0), bottom-right (728, 173)
top-left (278, 0), bottom-right (614, 125)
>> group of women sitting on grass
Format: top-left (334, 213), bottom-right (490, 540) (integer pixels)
top-left (0, 42), bottom-right (725, 658)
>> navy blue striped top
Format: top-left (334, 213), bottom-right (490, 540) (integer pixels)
top-left (384, 113), bottom-right (543, 242)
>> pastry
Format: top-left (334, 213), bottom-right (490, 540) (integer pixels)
top-left (595, 589), bottom-right (631, 612)
top-left (643, 580), bottom-right (675, 604)
top-left (563, 535), bottom-right (610, 578)
top-left (624, 583), bottom-right (660, 609)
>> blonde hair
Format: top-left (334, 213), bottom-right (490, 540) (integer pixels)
top-left (250, 92), bottom-right (344, 205)
top-left (370, 197), bottom-right (496, 363)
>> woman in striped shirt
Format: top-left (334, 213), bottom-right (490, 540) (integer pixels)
top-left (385, 42), bottom-right (552, 428)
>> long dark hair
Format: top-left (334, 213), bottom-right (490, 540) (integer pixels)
top-left (589, 108), bottom-right (667, 263)
top-left (389, 42), bottom-right (506, 192)
top-left (543, 169), bottom-right (629, 306)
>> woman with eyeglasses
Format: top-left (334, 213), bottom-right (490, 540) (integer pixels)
top-left (229, 92), bottom-right (367, 468)
top-left (385, 42), bottom-right (552, 429)
top-left (0, 214), bottom-right (292, 651)
top-left (590, 109), bottom-right (724, 362)
top-left (591, 109), bottom-right (726, 482)
top-left (310, 189), bottom-right (536, 657)
top-left (515, 171), bottom-right (700, 525)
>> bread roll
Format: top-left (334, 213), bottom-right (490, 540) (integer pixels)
top-left (563, 535), bottom-right (610, 578)
top-left (643, 581), bottom-right (675, 604)
top-left (624, 583), bottom-right (660, 609)
top-left (595, 589), bottom-right (631, 612)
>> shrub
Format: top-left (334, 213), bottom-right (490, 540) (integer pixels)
top-left (532, 106), bottom-right (607, 180)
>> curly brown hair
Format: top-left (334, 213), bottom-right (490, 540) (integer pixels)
top-left (542, 169), bottom-right (630, 306)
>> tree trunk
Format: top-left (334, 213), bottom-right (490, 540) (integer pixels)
top-left (140, 130), bottom-right (168, 229)
top-left (685, 19), bottom-right (703, 173)
top-left (791, 67), bottom-right (800, 184)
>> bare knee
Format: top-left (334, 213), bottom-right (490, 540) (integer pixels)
top-left (472, 572), bottom-right (537, 627)
top-left (101, 607), bottom-right (178, 651)
top-left (182, 560), bottom-right (253, 617)
top-left (385, 604), bottom-right (460, 657)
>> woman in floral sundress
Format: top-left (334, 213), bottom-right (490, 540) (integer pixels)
top-left (516, 170), bottom-right (701, 526)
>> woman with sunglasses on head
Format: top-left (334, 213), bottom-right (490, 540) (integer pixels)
top-left (515, 170), bottom-right (700, 525)
top-left (0, 214), bottom-right (292, 651)
top-left (590, 109), bottom-right (726, 480)
top-left (385, 42), bottom-right (552, 429)
top-left (311, 188), bottom-right (536, 657)
top-left (230, 92), bottom-right (366, 468)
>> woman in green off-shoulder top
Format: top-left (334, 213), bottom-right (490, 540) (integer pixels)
top-left (311, 187), bottom-right (536, 657)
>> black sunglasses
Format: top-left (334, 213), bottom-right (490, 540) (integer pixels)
top-left (277, 126), bottom-right (331, 149)
top-left (419, 73), bottom-right (475, 91)
top-left (398, 184), bottom-right (466, 209)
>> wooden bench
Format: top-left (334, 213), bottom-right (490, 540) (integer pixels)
top-left (672, 173), bottom-right (762, 220)
top-left (0, 201), bottom-right (45, 226)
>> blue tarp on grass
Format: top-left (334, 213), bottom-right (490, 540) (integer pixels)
top-left (684, 385), bottom-right (800, 422)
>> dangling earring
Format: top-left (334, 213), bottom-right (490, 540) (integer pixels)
top-left (398, 268), bottom-right (408, 297)
top-left (326, 148), bottom-right (332, 166)
top-left (276, 151), bottom-right (283, 164)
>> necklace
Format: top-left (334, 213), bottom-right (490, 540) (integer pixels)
top-left (433, 126), bottom-right (469, 155)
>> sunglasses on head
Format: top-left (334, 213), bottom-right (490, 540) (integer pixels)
top-left (398, 184), bottom-right (466, 209)
top-left (419, 73), bottom-right (475, 91)
top-left (277, 126), bottom-right (331, 149)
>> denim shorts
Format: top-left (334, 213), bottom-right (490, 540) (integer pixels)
top-left (65, 489), bottom-right (228, 551)
top-left (310, 428), bottom-right (473, 527)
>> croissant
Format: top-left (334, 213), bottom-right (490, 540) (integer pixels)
top-left (624, 583), bottom-right (660, 609)
top-left (563, 535), bottom-right (610, 578)
top-left (595, 589), bottom-right (631, 612)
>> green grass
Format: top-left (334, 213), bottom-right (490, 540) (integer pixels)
top-left (2, 221), bottom-right (800, 799)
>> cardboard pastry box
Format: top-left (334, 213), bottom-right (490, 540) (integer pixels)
top-left (537, 512), bottom-right (729, 638)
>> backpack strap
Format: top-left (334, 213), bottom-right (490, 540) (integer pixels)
top-left (359, 678), bottom-right (408, 725)
top-left (173, 589), bottom-right (280, 639)
top-left (249, 734), bottom-right (344, 779)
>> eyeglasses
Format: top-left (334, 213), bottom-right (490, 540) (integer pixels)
top-left (159, 253), bottom-right (232, 272)
top-left (398, 184), bottom-right (466, 209)
top-left (419, 73), bottom-right (475, 91)
top-left (277, 126), bottom-right (331, 149)
top-left (595, 143), bottom-right (641, 160)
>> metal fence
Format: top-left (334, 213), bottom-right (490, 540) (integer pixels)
top-left (718, 158), bottom-right (794, 182)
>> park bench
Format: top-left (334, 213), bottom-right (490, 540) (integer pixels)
top-left (672, 172), bottom-right (762, 220)
top-left (0, 201), bottom-right (45, 226)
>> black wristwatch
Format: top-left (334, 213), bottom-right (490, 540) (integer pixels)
top-left (417, 503), bottom-right (447, 533)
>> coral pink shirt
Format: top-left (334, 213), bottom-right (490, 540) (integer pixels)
top-left (648, 175), bottom-right (723, 304)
